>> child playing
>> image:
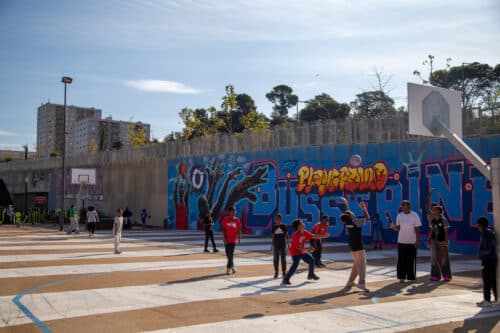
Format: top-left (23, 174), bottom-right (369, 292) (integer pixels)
top-left (271, 213), bottom-right (289, 278)
top-left (427, 205), bottom-right (452, 282)
top-left (281, 219), bottom-right (329, 286)
top-left (476, 216), bottom-right (497, 307)
top-left (113, 209), bottom-right (123, 254)
top-left (340, 197), bottom-right (370, 292)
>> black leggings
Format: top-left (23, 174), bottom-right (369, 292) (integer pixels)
top-left (88, 222), bottom-right (96, 234)
top-left (205, 227), bottom-right (217, 250)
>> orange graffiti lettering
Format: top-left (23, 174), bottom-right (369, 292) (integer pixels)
top-left (296, 162), bottom-right (388, 196)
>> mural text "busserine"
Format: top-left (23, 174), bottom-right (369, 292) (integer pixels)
top-left (296, 162), bottom-right (389, 196)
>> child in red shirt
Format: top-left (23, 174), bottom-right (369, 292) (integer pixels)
top-left (310, 215), bottom-right (329, 267)
top-left (282, 219), bottom-right (329, 285)
top-left (221, 206), bottom-right (242, 275)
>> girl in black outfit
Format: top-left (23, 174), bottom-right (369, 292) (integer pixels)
top-left (203, 211), bottom-right (218, 253)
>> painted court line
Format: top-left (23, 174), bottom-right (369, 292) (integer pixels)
top-left (0, 266), bottom-right (458, 328)
top-left (140, 294), bottom-right (500, 333)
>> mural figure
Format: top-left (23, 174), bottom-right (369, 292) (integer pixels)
top-left (197, 158), bottom-right (268, 227)
top-left (174, 161), bottom-right (191, 230)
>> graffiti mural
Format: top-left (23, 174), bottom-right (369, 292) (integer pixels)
top-left (168, 136), bottom-right (499, 254)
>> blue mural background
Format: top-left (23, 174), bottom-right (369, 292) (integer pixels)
top-left (167, 136), bottom-right (499, 255)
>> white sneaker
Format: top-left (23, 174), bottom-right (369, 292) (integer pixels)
top-left (356, 284), bottom-right (370, 292)
top-left (476, 300), bottom-right (492, 307)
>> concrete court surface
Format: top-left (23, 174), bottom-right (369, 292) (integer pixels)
top-left (0, 224), bottom-right (499, 333)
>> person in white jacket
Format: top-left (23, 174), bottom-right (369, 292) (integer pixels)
top-left (113, 209), bottom-right (123, 254)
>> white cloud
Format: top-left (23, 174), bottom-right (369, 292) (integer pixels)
top-left (0, 143), bottom-right (24, 150)
top-left (124, 79), bottom-right (200, 94)
top-left (0, 130), bottom-right (18, 137)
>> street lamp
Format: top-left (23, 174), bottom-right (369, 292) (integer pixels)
top-left (24, 176), bottom-right (28, 214)
top-left (59, 76), bottom-right (72, 231)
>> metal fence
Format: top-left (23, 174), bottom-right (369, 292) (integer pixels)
top-left (1, 114), bottom-right (498, 172)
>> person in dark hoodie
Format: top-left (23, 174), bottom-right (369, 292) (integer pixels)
top-left (476, 216), bottom-right (497, 307)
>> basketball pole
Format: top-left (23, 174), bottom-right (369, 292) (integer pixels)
top-left (433, 118), bottom-right (499, 300)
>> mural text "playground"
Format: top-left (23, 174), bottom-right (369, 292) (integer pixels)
top-left (296, 163), bottom-right (389, 196)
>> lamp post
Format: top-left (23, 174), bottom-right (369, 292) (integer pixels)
top-left (59, 76), bottom-right (72, 231)
top-left (23, 144), bottom-right (28, 215)
top-left (24, 176), bottom-right (28, 214)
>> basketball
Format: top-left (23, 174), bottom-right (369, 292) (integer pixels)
top-left (349, 154), bottom-right (362, 167)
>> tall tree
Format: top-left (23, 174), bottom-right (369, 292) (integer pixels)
top-left (235, 93), bottom-right (257, 115)
top-left (220, 85), bottom-right (238, 133)
top-left (179, 107), bottom-right (220, 139)
top-left (234, 93), bottom-right (269, 132)
top-left (350, 91), bottom-right (396, 118)
top-left (414, 56), bottom-right (500, 120)
top-left (299, 93), bottom-right (350, 122)
top-left (127, 122), bottom-right (147, 148)
top-left (266, 85), bottom-right (298, 127)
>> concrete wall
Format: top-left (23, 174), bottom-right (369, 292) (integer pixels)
top-left (0, 160), bottom-right (168, 228)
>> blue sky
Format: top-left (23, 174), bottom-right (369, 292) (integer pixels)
top-left (0, 0), bottom-right (499, 151)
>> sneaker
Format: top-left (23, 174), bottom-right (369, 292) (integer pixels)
top-left (443, 276), bottom-right (451, 282)
top-left (231, 267), bottom-right (236, 274)
top-left (281, 279), bottom-right (291, 285)
top-left (274, 273), bottom-right (278, 279)
top-left (356, 284), bottom-right (370, 292)
top-left (319, 263), bottom-right (326, 268)
top-left (114, 251), bottom-right (121, 254)
top-left (399, 279), bottom-right (405, 283)
top-left (204, 249), bottom-right (210, 253)
top-left (476, 300), bottom-right (492, 307)
top-left (307, 274), bottom-right (320, 280)
top-left (430, 276), bottom-right (440, 282)
top-left (226, 269), bottom-right (231, 275)
top-left (213, 249), bottom-right (219, 253)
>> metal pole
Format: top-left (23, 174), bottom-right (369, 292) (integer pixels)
top-left (490, 158), bottom-right (500, 298)
top-left (435, 119), bottom-right (491, 180)
top-left (59, 82), bottom-right (67, 231)
top-left (24, 178), bottom-right (28, 214)
top-left (24, 145), bottom-right (28, 215)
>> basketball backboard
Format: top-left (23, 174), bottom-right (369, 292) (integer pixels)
top-left (408, 82), bottom-right (462, 138)
top-left (71, 168), bottom-right (96, 185)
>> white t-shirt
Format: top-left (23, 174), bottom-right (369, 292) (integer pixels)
top-left (396, 211), bottom-right (422, 244)
top-left (113, 216), bottom-right (123, 235)
top-left (87, 210), bottom-right (99, 223)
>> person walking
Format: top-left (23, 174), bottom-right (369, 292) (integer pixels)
top-left (140, 209), bottom-right (149, 230)
top-left (427, 205), bottom-right (452, 282)
top-left (271, 213), bottom-right (289, 278)
top-left (372, 213), bottom-right (384, 249)
top-left (6, 205), bottom-right (14, 224)
top-left (86, 206), bottom-right (99, 237)
top-left (281, 219), bottom-right (328, 286)
top-left (221, 206), bottom-right (241, 275)
top-left (310, 215), bottom-right (329, 267)
top-left (340, 197), bottom-right (371, 292)
top-left (113, 208), bottom-right (123, 254)
top-left (391, 200), bottom-right (421, 283)
top-left (203, 210), bottom-right (218, 253)
top-left (476, 216), bottom-right (497, 307)
top-left (67, 205), bottom-right (80, 235)
top-left (123, 207), bottom-right (132, 230)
